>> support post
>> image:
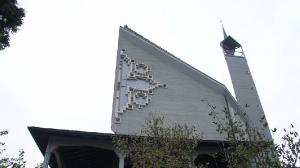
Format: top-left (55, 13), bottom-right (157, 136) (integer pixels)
top-left (115, 151), bottom-right (125, 168)
top-left (42, 146), bottom-right (51, 168)
top-left (119, 156), bottom-right (125, 168)
top-left (42, 138), bottom-right (58, 168)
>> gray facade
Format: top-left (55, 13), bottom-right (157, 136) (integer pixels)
top-left (220, 29), bottom-right (272, 139)
top-left (111, 26), bottom-right (260, 140)
top-left (30, 26), bottom-right (273, 168)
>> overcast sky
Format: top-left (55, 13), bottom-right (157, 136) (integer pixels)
top-left (0, 0), bottom-right (299, 166)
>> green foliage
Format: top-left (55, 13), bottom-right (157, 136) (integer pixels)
top-left (0, 131), bottom-right (26, 168)
top-left (275, 124), bottom-right (300, 168)
top-left (0, 0), bottom-right (25, 50)
top-left (208, 104), bottom-right (300, 168)
top-left (113, 114), bottom-right (200, 168)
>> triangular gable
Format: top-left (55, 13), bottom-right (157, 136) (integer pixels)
top-left (119, 26), bottom-right (240, 110)
top-left (111, 26), bottom-right (246, 139)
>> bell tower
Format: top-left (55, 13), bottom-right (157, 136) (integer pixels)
top-left (220, 26), bottom-right (272, 139)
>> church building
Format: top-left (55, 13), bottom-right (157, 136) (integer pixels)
top-left (29, 25), bottom-right (272, 168)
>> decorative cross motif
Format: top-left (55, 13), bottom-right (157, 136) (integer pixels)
top-left (114, 49), bottom-right (167, 122)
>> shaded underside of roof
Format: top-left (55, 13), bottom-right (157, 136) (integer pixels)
top-left (28, 127), bottom-right (118, 168)
top-left (53, 146), bottom-right (118, 168)
top-left (28, 127), bottom-right (114, 155)
top-left (28, 126), bottom-right (229, 153)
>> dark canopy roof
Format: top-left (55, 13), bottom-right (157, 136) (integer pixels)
top-left (28, 127), bottom-right (231, 167)
top-left (28, 127), bottom-right (229, 154)
top-left (28, 127), bottom-right (118, 168)
top-left (220, 36), bottom-right (241, 50)
top-left (28, 127), bottom-right (114, 155)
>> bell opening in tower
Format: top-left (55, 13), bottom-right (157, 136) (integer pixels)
top-left (221, 36), bottom-right (245, 57)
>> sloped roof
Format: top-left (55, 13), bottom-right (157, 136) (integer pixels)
top-left (28, 126), bottom-right (229, 155)
top-left (28, 126), bottom-right (114, 156)
top-left (31, 127), bottom-right (225, 162)
top-left (120, 25), bottom-right (242, 114)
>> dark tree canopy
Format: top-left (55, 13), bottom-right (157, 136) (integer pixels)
top-left (0, 0), bottom-right (25, 50)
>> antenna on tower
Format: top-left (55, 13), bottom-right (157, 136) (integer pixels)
top-left (220, 20), bottom-right (228, 39)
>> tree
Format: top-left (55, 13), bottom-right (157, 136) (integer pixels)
top-left (113, 108), bottom-right (299, 168)
top-left (208, 104), bottom-right (300, 168)
top-left (0, 131), bottom-right (26, 168)
top-left (276, 124), bottom-right (300, 168)
top-left (113, 114), bottom-right (201, 168)
top-left (0, 0), bottom-right (25, 50)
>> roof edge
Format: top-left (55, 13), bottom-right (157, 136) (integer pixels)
top-left (121, 26), bottom-right (227, 89)
top-left (120, 25), bottom-right (239, 106)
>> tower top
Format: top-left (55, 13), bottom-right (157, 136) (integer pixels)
top-left (220, 27), bottom-right (272, 139)
top-left (222, 24), bottom-right (228, 39)
top-left (220, 26), bottom-right (241, 51)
